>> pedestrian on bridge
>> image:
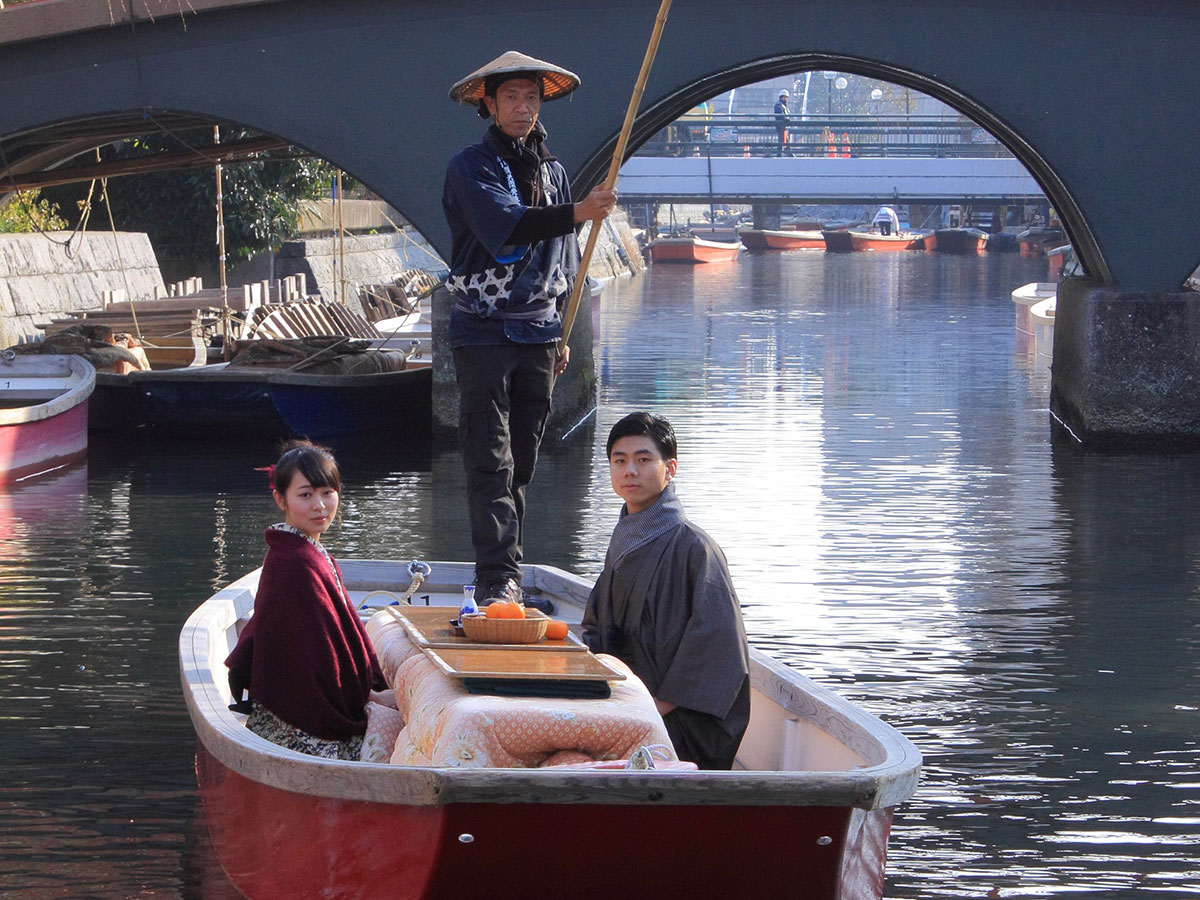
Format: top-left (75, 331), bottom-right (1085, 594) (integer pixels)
top-left (443, 50), bottom-right (617, 606)
top-left (773, 89), bottom-right (790, 156)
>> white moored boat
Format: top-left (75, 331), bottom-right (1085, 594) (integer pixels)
top-left (181, 559), bottom-right (921, 900)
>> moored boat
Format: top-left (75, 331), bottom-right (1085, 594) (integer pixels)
top-left (849, 231), bottom-right (933, 252)
top-left (181, 559), bottom-right (922, 900)
top-left (1011, 282), bottom-right (1057, 342)
top-left (1030, 295), bottom-right (1056, 365)
top-left (93, 341), bottom-right (429, 439)
top-left (647, 235), bottom-right (741, 263)
top-left (933, 227), bottom-right (989, 254)
top-left (821, 229), bottom-right (856, 253)
top-left (1046, 244), bottom-right (1072, 280)
top-left (739, 227), bottom-right (826, 252)
top-left (736, 227), bottom-right (772, 251)
top-left (761, 229), bottom-right (827, 251)
top-left (0, 352), bottom-right (95, 483)
top-left (1016, 226), bottom-right (1064, 257)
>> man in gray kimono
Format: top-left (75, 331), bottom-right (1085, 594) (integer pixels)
top-left (582, 412), bottom-right (751, 769)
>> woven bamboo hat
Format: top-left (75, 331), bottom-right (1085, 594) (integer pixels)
top-left (449, 50), bottom-right (581, 106)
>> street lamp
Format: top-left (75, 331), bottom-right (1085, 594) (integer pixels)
top-left (870, 88), bottom-right (883, 155)
top-left (833, 76), bottom-right (848, 115)
top-left (823, 70), bottom-right (836, 115)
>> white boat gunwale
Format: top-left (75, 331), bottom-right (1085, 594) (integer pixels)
top-left (0, 353), bottom-right (96, 426)
top-left (181, 559), bottom-right (921, 811)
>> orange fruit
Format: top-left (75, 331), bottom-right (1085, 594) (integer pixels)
top-left (545, 620), bottom-right (569, 641)
top-left (485, 600), bottom-right (525, 619)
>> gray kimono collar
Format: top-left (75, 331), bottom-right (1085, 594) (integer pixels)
top-left (607, 481), bottom-right (686, 568)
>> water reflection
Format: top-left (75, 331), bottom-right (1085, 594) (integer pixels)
top-left (0, 252), bottom-right (1198, 897)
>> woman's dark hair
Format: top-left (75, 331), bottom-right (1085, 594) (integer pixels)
top-left (272, 440), bottom-right (341, 495)
top-left (606, 412), bottom-right (677, 460)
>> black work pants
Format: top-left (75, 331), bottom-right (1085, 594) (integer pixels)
top-left (452, 342), bottom-right (556, 589)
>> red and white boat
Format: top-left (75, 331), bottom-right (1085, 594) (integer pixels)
top-left (761, 229), bottom-right (827, 251)
top-left (848, 231), bottom-right (933, 252)
top-left (737, 228), bottom-right (772, 251)
top-left (933, 227), bottom-right (989, 254)
top-left (181, 559), bottom-right (922, 900)
top-left (739, 228), bottom-right (826, 251)
top-left (647, 235), bottom-right (741, 263)
top-left (0, 352), bottom-right (95, 483)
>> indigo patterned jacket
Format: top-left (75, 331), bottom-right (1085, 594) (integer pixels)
top-left (442, 124), bottom-right (580, 347)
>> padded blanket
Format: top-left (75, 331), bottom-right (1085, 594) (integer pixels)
top-left (364, 610), bottom-right (682, 769)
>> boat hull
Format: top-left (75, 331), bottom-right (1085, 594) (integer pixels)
top-left (1030, 296), bottom-right (1056, 364)
top-left (197, 744), bottom-right (893, 900)
top-left (1011, 282), bottom-right (1057, 342)
top-left (182, 560), bottom-right (920, 900)
top-left (822, 230), bottom-right (856, 253)
top-left (933, 228), bottom-right (988, 254)
top-left (849, 232), bottom-right (932, 252)
top-left (90, 363), bottom-right (430, 439)
top-left (762, 229), bottom-right (826, 251)
top-left (737, 228), bottom-right (772, 251)
top-left (648, 237), bottom-right (741, 263)
top-left (740, 228), bottom-right (825, 251)
top-left (0, 354), bottom-right (95, 483)
top-left (269, 366), bottom-right (432, 439)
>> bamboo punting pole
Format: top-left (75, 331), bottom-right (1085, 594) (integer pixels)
top-left (557, 0), bottom-right (673, 355)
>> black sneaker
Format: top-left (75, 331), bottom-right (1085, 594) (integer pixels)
top-left (481, 577), bottom-right (522, 606)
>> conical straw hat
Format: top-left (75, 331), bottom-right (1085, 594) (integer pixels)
top-left (449, 50), bottom-right (580, 105)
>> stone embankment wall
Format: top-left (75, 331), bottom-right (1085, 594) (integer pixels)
top-left (0, 232), bottom-right (164, 348)
top-left (230, 230), bottom-right (449, 303)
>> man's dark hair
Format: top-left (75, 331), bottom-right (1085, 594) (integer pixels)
top-left (606, 412), bottom-right (677, 460)
top-left (483, 71), bottom-right (545, 98)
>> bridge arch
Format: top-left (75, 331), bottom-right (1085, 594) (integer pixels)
top-left (1, 0), bottom-right (1197, 294)
top-left (578, 53), bottom-right (1102, 281)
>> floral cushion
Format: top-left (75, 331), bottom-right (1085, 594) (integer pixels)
top-left (364, 609), bottom-right (425, 684)
top-left (360, 701), bottom-right (405, 763)
top-left (388, 652), bottom-right (679, 768)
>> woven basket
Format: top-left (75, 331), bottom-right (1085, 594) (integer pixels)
top-left (460, 609), bottom-right (548, 644)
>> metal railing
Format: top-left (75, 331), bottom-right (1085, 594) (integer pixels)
top-left (637, 115), bottom-right (1011, 159)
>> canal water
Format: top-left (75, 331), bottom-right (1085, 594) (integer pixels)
top-left (3, 250), bottom-right (1199, 898)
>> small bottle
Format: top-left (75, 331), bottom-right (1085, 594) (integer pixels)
top-left (459, 584), bottom-right (478, 621)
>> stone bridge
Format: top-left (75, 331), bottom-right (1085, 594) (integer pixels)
top-left (3, 0), bottom-right (1199, 444)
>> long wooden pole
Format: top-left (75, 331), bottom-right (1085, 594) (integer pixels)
top-left (558, 0), bottom-right (673, 353)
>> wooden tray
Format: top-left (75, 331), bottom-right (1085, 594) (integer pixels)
top-left (423, 646), bottom-right (626, 682)
top-left (388, 605), bottom-right (587, 652)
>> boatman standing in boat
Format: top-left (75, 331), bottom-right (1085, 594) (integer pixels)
top-left (582, 412), bottom-right (751, 769)
top-left (443, 51), bottom-right (618, 606)
top-left (872, 205), bottom-right (900, 236)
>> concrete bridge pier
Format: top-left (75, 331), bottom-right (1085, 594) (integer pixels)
top-left (751, 205), bottom-right (781, 230)
top-left (1051, 279), bottom-right (1200, 448)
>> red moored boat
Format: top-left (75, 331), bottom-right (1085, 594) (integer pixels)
top-left (762, 229), bottom-right (826, 251)
top-left (740, 228), bottom-right (825, 251)
top-left (648, 235), bottom-right (741, 263)
top-left (182, 559), bottom-right (922, 900)
top-left (1016, 226), bottom-right (1064, 257)
top-left (0, 352), bottom-right (95, 483)
top-left (849, 231), bottom-right (933, 252)
top-left (737, 228), bottom-right (772, 251)
top-left (933, 228), bottom-right (988, 254)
